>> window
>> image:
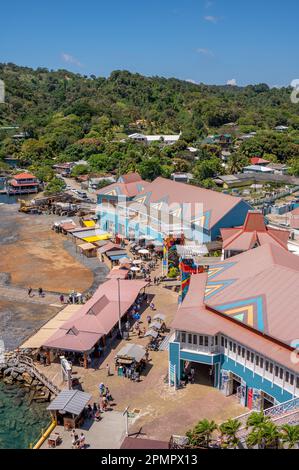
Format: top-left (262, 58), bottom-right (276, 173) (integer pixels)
top-left (199, 336), bottom-right (203, 346)
top-left (255, 355), bottom-right (260, 366)
top-left (193, 335), bottom-right (198, 345)
top-left (237, 346), bottom-right (241, 355)
top-left (225, 339), bottom-right (228, 348)
top-left (247, 350), bottom-right (250, 361)
top-left (260, 358), bottom-right (264, 369)
top-left (233, 343), bottom-right (236, 353)
top-left (188, 334), bottom-right (192, 344)
top-left (279, 368), bottom-right (283, 380)
top-left (229, 341), bottom-right (233, 351)
top-left (269, 363), bottom-right (273, 374)
top-left (204, 336), bottom-right (209, 347)
top-left (215, 336), bottom-right (218, 346)
top-left (290, 374), bottom-right (294, 386)
top-left (242, 348), bottom-right (245, 358)
top-left (275, 366), bottom-right (279, 377)
top-left (285, 371), bottom-right (289, 383)
top-left (265, 361), bottom-right (269, 371)
top-left (221, 336), bottom-right (224, 347)
top-left (181, 332), bottom-right (186, 343)
top-left (296, 377), bottom-right (299, 389)
top-left (250, 353), bottom-right (254, 363)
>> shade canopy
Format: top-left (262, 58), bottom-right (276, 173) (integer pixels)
top-left (138, 249), bottom-right (149, 254)
top-left (153, 313), bottom-right (166, 322)
top-left (130, 266), bottom-right (140, 272)
top-left (144, 329), bottom-right (159, 338)
top-left (150, 321), bottom-right (162, 331)
top-left (47, 389), bottom-right (91, 416)
top-left (132, 259), bottom-right (143, 265)
top-left (115, 343), bottom-right (146, 363)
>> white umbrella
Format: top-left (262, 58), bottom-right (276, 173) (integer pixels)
top-left (130, 266), bottom-right (141, 272)
top-left (153, 313), bottom-right (166, 322)
top-left (138, 249), bottom-right (149, 255)
top-left (133, 259), bottom-right (143, 265)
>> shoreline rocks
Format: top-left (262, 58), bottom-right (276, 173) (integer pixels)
top-left (0, 354), bottom-right (53, 403)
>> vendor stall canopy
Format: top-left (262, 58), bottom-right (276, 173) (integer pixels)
top-left (47, 390), bottom-right (91, 416)
top-left (116, 343), bottom-right (146, 363)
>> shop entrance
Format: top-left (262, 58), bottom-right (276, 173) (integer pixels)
top-left (262, 391), bottom-right (275, 410)
top-left (182, 361), bottom-right (214, 386)
top-left (231, 372), bottom-right (242, 396)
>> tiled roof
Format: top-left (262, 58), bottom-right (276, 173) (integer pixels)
top-left (132, 177), bottom-right (249, 229)
top-left (221, 211), bottom-right (289, 251)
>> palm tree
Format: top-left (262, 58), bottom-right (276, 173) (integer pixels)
top-left (246, 411), bottom-right (270, 431)
top-left (219, 418), bottom-right (242, 448)
top-left (246, 428), bottom-right (264, 449)
top-left (262, 421), bottom-right (282, 449)
top-left (186, 419), bottom-right (218, 448)
top-left (280, 424), bottom-right (299, 449)
top-left (227, 153), bottom-right (249, 174)
top-left (246, 421), bottom-right (281, 449)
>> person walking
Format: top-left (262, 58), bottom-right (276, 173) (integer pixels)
top-left (28, 287), bottom-right (33, 297)
top-left (106, 363), bottom-right (110, 377)
top-left (38, 287), bottom-right (43, 297)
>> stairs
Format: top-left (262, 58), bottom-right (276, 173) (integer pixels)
top-left (232, 397), bottom-right (299, 441)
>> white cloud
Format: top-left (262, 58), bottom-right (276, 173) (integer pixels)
top-left (186, 79), bottom-right (197, 84)
top-left (61, 53), bottom-right (83, 67)
top-left (197, 48), bottom-right (214, 57)
top-left (227, 79), bottom-right (237, 86)
top-left (204, 15), bottom-right (219, 23)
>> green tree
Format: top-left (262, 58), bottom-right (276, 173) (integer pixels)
top-left (186, 419), bottom-right (218, 448)
top-left (137, 158), bottom-right (162, 181)
top-left (280, 424), bottom-right (299, 449)
top-left (44, 177), bottom-right (65, 195)
top-left (219, 419), bottom-right (241, 448)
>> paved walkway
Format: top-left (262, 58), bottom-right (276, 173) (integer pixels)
top-left (41, 412), bottom-right (126, 449)
top-left (35, 285), bottom-right (246, 442)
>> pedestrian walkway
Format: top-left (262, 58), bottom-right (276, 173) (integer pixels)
top-left (0, 284), bottom-right (62, 306)
top-left (41, 411), bottom-right (126, 449)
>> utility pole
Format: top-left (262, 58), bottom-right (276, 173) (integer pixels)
top-left (117, 278), bottom-right (122, 337)
top-left (123, 406), bottom-right (129, 436)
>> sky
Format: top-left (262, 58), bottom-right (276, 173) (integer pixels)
top-left (1, 0), bottom-right (299, 87)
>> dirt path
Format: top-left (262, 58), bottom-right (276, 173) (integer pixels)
top-left (0, 205), bottom-right (96, 293)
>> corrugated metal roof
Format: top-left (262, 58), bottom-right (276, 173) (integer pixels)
top-left (47, 389), bottom-right (91, 415)
top-left (116, 343), bottom-right (146, 363)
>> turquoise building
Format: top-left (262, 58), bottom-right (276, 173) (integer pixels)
top-left (170, 244), bottom-right (299, 411)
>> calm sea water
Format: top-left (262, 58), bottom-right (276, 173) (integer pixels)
top-left (0, 381), bottom-right (50, 449)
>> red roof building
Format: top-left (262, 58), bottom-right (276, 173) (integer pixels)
top-left (7, 172), bottom-right (39, 194)
top-left (250, 157), bottom-right (270, 166)
top-left (43, 279), bottom-right (147, 356)
top-left (221, 211), bottom-right (289, 258)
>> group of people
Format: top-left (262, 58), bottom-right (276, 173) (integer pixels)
top-left (27, 287), bottom-right (44, 298)
top-left (71, 429), bottom-right (86, 449)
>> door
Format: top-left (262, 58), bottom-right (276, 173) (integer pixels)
top-left (220, 370), bottom-right (233, 396)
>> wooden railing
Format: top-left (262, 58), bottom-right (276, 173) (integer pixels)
top-left (11, 354), bottom-right (61, 395)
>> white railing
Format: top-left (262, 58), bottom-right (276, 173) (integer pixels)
top-left (180, 343), bottom-right (220, 354)
top-left (233, 396), bottom-right (299, 430)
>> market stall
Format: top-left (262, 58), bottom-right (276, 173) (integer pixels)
top-left (47, 389), bottom-right (92, 430)
top-left (115, 343), bottom-right (147, 380)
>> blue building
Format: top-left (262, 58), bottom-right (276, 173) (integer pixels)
top-left (169, 244), bottom-right (299, 411)
top-left (96, 176), bottom-right (252, 246)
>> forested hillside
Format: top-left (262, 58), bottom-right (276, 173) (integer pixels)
top-left (1, 63), bottom-right (299, 187)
